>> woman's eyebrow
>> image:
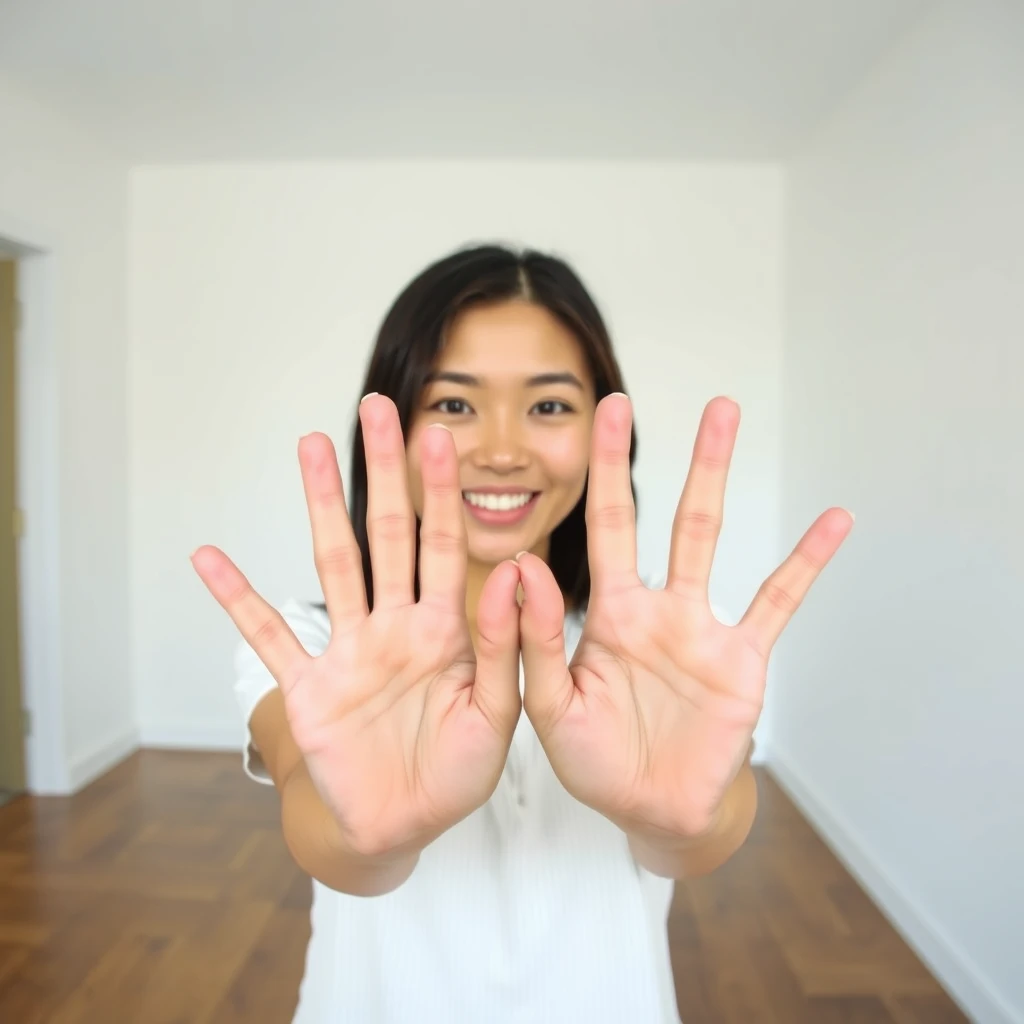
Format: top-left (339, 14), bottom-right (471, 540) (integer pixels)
top-left (425, 371), bottom-right (585, 391)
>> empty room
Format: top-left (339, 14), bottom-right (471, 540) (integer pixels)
top-left (1, 1), bottom-right (1020, 1022)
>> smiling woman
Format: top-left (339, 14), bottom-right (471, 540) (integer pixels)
top-left (190, 243), bottom-right (852, 1024)
top-left (347, 246), bottom-right (637, 616)
top-left (406, 299), bottom-right (606, 605)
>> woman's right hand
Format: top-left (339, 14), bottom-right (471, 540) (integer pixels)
top-left (191, 394), bottom-right (523, 860)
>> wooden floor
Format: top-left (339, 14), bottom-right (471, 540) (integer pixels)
top-left (0, 752), bottom-right (967, 1024)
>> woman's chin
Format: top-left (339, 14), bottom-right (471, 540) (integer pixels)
top-left (466, 534), bottom-right (534, 568)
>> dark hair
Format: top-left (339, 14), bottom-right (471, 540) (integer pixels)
top-left (347, 243), bottom-right (637, 613)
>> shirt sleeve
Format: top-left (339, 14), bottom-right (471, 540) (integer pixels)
top-left (233, 597), bottom-right (332, 785)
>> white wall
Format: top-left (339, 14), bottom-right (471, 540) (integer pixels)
top-left (774, 1), bottom-right (1024, 1022)
top-left (128, 162), bottom-right (786, 753)
top-left (0, 77), bottom-right (133, 791)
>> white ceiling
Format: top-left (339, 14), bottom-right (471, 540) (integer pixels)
top-left (0, 0), bottom-right (938, 161)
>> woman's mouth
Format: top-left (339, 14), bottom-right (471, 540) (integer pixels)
top-left (462, 490), bottom-right (540, 526)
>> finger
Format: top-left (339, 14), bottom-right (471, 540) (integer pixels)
top-left (585, 393), bottom-right (638, 590)
top-left (298, 432), bottom-right (368, 626)
top-left (472, 558), bottom-right (525, 733)
top-left (739, 507), bottom-right (855, 655)
top-left (360, 394), bottom-right (416, 610)
top-left (667, 397), bottom-right (740, 596)
top-left (516, 551), bottom-right (572, 729)
top-left (190, 545), bottom-right (309, 688)
top-left (416, 424), bottom-right (468, 612)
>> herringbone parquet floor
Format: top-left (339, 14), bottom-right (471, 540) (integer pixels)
top-left (0, 751), bottom-right (968, 1023)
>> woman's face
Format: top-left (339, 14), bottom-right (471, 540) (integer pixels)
top-left (405, 300), bottom-right (596, 569)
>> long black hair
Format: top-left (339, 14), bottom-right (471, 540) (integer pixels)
top-left (347, 243), bottom-right (637, 613)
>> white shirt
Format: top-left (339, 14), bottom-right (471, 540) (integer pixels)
top-left (235, 599), bottom-right (682, 1024)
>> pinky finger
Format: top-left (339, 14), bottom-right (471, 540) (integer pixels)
top-left (191, 545), bottom-right (309, 689)
top-left (739, 508), bottom-right (855, 656)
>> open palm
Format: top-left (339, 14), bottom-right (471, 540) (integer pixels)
top-left (192, 396), bottom-right (523, 859)
top-left (518, 395), bottom-right (853, 840)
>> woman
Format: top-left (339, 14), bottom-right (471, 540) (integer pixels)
top-left (191, 244), bottom-right (853, 1023)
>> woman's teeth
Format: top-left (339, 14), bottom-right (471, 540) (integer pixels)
top-left (463, 492), bottom-right (535, 511)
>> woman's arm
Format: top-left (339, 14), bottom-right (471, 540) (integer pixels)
top-left (250, 691), bottom-right (421, 897)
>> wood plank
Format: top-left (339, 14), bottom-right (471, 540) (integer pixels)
top-left (0, 751), bottom-right (969, 1023)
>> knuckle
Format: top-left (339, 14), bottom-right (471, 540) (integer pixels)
top-left (250, 614), bottom-right (283, 649)
top-left (678, 510), bottom-right (721, 538)
top-left (594, 444), bottom-right (629, 466)
top-left (370, 447), bottom-right (405, 474)
top-left (761, 581), bottom-right (798, 614)
top-left (369, 512), bottom-right (413, 544)
top-left (222, 576), bottom-right (252, 607)
top-left (793, 545), bottom-right (824, 573)
top-left (315, 543), bottom-right (362, 578)
top-left (695, 452), bottom-right (729, 472)
top-left (418, 527), bottom-right (464, 555)
top-left (587, 503), bottom-right (635, 531)
top-left (423, 478), bottom-right (457, 500)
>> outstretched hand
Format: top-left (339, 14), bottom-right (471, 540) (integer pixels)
top-left (517, 394), bottom-right (853, 843)
top-left (192, 396), bottom-right (524, 860)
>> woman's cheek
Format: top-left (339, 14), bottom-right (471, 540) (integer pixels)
top-left (540, 427), bottom-right (591, 483)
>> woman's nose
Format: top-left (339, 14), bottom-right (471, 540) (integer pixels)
top-left (472, 415), bottom-right (528, 470)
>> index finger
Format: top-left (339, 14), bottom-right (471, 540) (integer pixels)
top-left (191, 545), bottom-right (309, 692)
top-left (585, 393), bottom-right (638, 589)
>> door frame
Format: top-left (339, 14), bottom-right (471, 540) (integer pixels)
top-left (0, 211), bottom-right (67, 794)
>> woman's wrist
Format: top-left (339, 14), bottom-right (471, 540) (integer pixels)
top-left (625, 762), bottom-right (758, 879)
top-left (281, 760), bottom-right (422, 896)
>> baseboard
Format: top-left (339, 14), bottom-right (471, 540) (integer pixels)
top-left (67, 727), bottom-right (140, 793)
top-left (768, 748), bottom-right (1020, 1024)
top-left (138, 723), bottom-right (242, 751)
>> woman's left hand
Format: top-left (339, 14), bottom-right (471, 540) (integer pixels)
top-left (517, 394), bottom-right (854, 842)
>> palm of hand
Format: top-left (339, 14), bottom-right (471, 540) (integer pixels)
top-left (285, 605), bottom-right (504, 853)
top-left (519, 395), bottom-right (853, 840)
top-left (192, 396), bottom-right (523, 858)
top-left (548, 588), bottom-right (764, 838)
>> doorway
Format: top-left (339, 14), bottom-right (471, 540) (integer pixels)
top-left (0, 257), bottom-right (25, 802)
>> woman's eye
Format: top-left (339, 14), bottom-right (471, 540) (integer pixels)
top-left (434, 398), bottom-right (472, 415)
top-left (533, 400), bottom-right (573, 415)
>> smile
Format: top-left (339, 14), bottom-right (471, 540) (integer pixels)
top-left (462, 491), bottom-right (540, 526)
top-left (463, 491), bottom-right (536, 511)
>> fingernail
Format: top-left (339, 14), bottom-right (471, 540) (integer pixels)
top-left (846, 509), bottom-right (856, 522)
top-left (609, 392), bottom-right (628, 399)
top-left (514, 550), bottom-right (528, 562)
top-left (360, 392), bottom-right (378, 404)
top-left (429, 422), bottom-right (452, 433)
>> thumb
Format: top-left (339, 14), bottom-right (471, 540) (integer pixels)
top-left (472, 558), bottom-right (525, 733)
top-left (516, 551), bottom-right (571, 730)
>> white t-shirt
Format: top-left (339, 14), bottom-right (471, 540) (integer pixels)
top-left (235, 599), bottom-right (682, 1024)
